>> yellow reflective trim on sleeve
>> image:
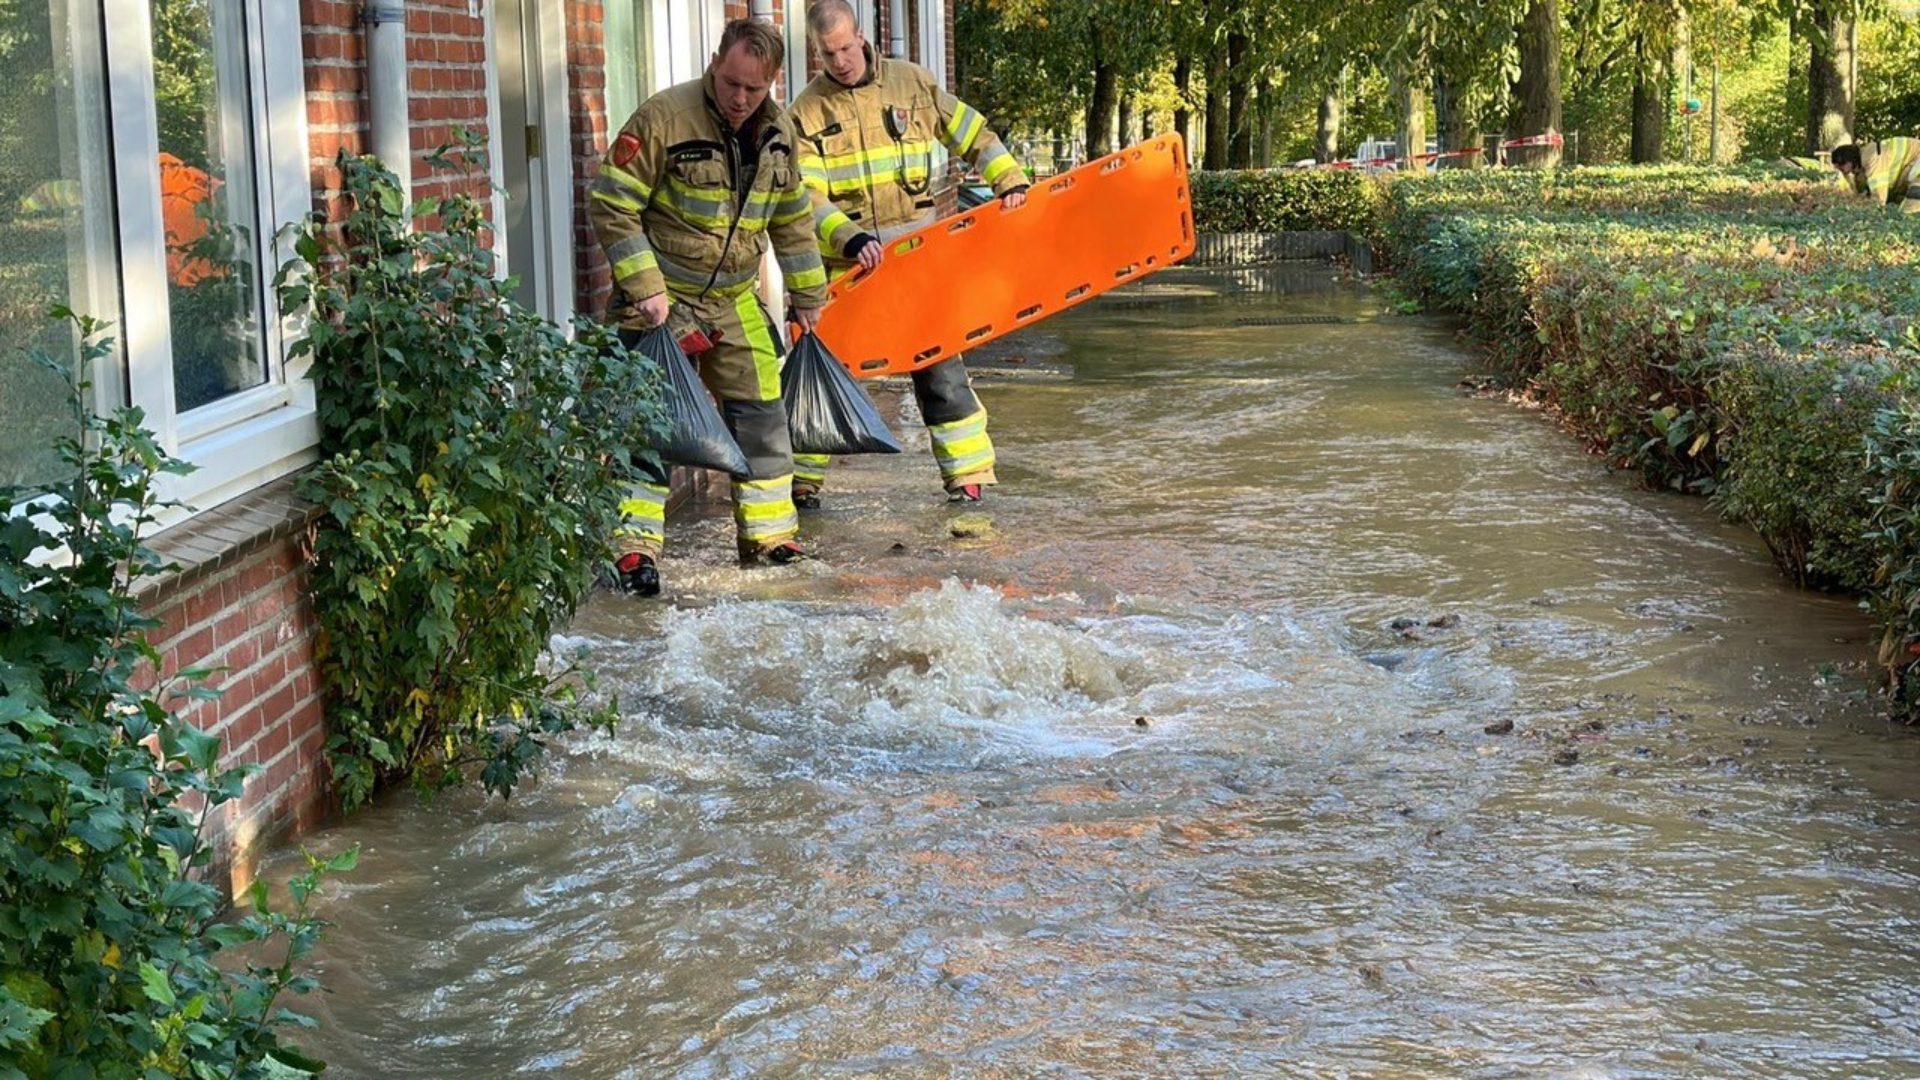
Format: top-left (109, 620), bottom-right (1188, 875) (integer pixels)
top-left (944, 105), bottom-right (985, 155)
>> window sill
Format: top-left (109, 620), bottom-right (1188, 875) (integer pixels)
top-left (133, 470), bottom-right (316, 605)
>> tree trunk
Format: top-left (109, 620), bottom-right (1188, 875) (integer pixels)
top-left (1227, 31), bottom-right (1253, 168)
top-left (1203, 38), bottom-right (1229, 169)
top-left (1116, 96), bottom-right (1133, 153)
top-left (1805, 1), bottom-right (1855, 152)
top-left (1086, 60), bottom-right (1119, 158)
top-left (1174, 56), bottom-right (1192, 157)
top-left (1630, 31), bottom-right (1666, 163)
top-left (1315, 79), bottom-right (1343, 163)
top-left (1433, 72), bottom-right (1478, 168)
top-left (1511, 0), bottom-right (1563, 167)
top-left (1673, 6), bottom-right (1692, 161)
top-left (1394, 66), bottom-right (1427, 171)
top-left (1258, 83), bottom-right (1275, 167)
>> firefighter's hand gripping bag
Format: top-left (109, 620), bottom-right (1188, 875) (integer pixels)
top-left (782, 332), bottom-right (903, 456)
top-left (635, 326), bottom-right (751, 476)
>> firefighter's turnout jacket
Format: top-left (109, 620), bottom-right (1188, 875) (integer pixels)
top-left (1857, 138), bottom-right (1920, 210)
top-left (589, 72), bottom-right (828, 322)
top-left (788, 48), bottom-right (1029, 262)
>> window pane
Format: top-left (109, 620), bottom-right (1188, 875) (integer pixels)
top-left (604, 0), bottom-right (655, 128)
top-left (153, 0), bottom-right (265, 412)
top-left (0, 1), bottom-right (116, 491)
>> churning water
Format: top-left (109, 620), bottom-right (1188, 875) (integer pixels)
top-left (283, 266), bottom-right (1920, 1079)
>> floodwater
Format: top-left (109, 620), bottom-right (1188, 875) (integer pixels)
top-left (281, 266), bottom-right (1920, 1079)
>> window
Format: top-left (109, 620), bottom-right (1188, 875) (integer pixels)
top-left (0, 2), bottom-right (120, 490)
top-left (603, 0), bottom-right (718, 125)
top-left (106, 0), bottom-right (316, 516)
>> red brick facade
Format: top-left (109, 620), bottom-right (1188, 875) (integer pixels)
top-left (137, 481), bottom-right (328, 896)
top-left (301, 0), bottom-right (492, 228)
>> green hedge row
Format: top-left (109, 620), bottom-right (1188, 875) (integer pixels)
top-left (1189, 169), bottom-right (1385, 235)
top-left (1368, 165), bottom-right (1920, 704)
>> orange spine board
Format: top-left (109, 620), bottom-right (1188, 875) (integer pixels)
top-left (812, 134), bottom-right (1194, 378)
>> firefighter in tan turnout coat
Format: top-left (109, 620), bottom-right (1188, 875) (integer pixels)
top-left (786, 0), bottom-right (1030, 508)
top-left (589, 18), bottom-right (830, 596)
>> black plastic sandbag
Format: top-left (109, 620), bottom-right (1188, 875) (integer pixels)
top-left (635, 326), bottom-right (750, 475)
top-left (782, 332), bottom-right (902, 455)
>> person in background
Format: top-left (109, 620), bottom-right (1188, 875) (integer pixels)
top-left (1831, 138), bottom-right (1920, 211)
top-left (588, 18), bottom-right (830, 597)
top-left (786, 0), bottom-right (1029, 509)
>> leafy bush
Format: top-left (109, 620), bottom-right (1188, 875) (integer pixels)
top-left (0, 311), bottom-right (348, 1078)
top-left (1714, 346), bottom-right (1896, 588)
top-left (1189, 168), bottom-right (1386, 236)
top-left (278, 150), bottom-right (662, 808)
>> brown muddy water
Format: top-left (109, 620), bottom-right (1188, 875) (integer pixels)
top-left (278, 265), bottom-right (1920, 1079)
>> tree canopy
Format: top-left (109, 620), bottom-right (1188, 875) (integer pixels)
top-left (955, 0), bottom-right (1920, 169)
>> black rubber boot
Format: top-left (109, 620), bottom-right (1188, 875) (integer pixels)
top-left (615, 552), bottom-right (660, 597)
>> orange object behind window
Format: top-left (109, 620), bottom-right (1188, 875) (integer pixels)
top-left (811, 135), bottom-right (1194, 379)
top-left (159, 152), bottom-right (224, 287)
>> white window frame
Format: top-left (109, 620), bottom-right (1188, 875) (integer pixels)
top-left (103, 0), bottom-right (316, 526)
top-left (918, 0), bottom-right (947, 91)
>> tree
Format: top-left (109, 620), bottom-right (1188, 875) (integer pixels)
top-left (1512, 0), bottom-right (1565, 165)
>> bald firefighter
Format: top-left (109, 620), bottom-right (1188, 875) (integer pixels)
top-left (1832, 138), bottom-right (1920, 211)
top-left (589, 18), bottom-right (830, 596)
top-left (786, 0), bottom-right (1029, 508)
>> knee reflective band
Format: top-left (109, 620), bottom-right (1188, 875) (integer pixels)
top-left (733, 476), bottom-right (799, 547)
top-left (615, 481), bottom-right (669, 555)
top-left (928, 407), bottom-right (993, 482)
top-left (793, 453), bottom-right (831, 489)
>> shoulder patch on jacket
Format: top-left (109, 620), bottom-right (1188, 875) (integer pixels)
top-left (612, 132), bottom-right (641, 167)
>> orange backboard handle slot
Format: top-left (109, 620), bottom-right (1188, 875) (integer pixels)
top-left (811, 134), bottom-right (1194, 378)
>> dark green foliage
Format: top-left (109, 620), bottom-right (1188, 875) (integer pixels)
top-left (1715, 347), bottom-right (1894, 589)
top-left (0, 311), bottom-right (347, 1078)
top-left (277, 149), bottom-right (663, 808)
top-left (1189, 169), bottom-right (1386, 236)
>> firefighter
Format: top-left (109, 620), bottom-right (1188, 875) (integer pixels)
top-left (1832, 139), bottom-right (1920, 211)
top-left (589, 18), bottom-right (830, 597)
top-left (786, 0), bottom-right (1029, 508)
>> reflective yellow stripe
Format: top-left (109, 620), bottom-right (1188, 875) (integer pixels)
top-left (771, 187), bottom-right (813, 228)
top-left (735, 290), bottom-right (783, 403)
top-left (589, 183), bottom-right (643, 215)
top-left (980, 146), bottom-right (1020, 186)
top-left (605, 235), bottom-right (659, 283)
top-left (615, 482), bottom-right (669, 552)
top-left (780, 258), bottom-right (827, 292)
top-left (596, 163), bottom-right (652, 202)
top-left (792, 454), bottom-right (829, 484)
top-left (661, 175), bottom-right (731, 228)
top-left (928, 407), bottom-right (993, 480)
top-left (733, 475), bottom-right (799, 543)
top-left (944, 104), bottom-right (985, 155)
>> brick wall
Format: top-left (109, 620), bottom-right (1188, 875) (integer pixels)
top-left (137, 482), bottom-right (329, 897)
top-left (301, 0), bottom-right (492, 229)
top-left (568, 1), bottom-right (613, 320)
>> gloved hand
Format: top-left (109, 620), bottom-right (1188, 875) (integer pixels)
top-left (1000, 185), bottom-right (1028, 210)
top-left (844, 232), bottom-right (883, 270)
top-left (664, 305), bottom-right (724, 357)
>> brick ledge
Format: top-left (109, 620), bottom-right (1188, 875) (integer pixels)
top-left (135, 472), bottom-right (318, 605)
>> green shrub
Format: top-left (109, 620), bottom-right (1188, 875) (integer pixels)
top-left (1714, 346), bottom-right (1896, 587)
top-left (278, 150), bottom-right (663, 808)
top-left (1189, 169), bottom-right (1385, 235)
top-left (0, 311), bottom-right (348, 1078)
